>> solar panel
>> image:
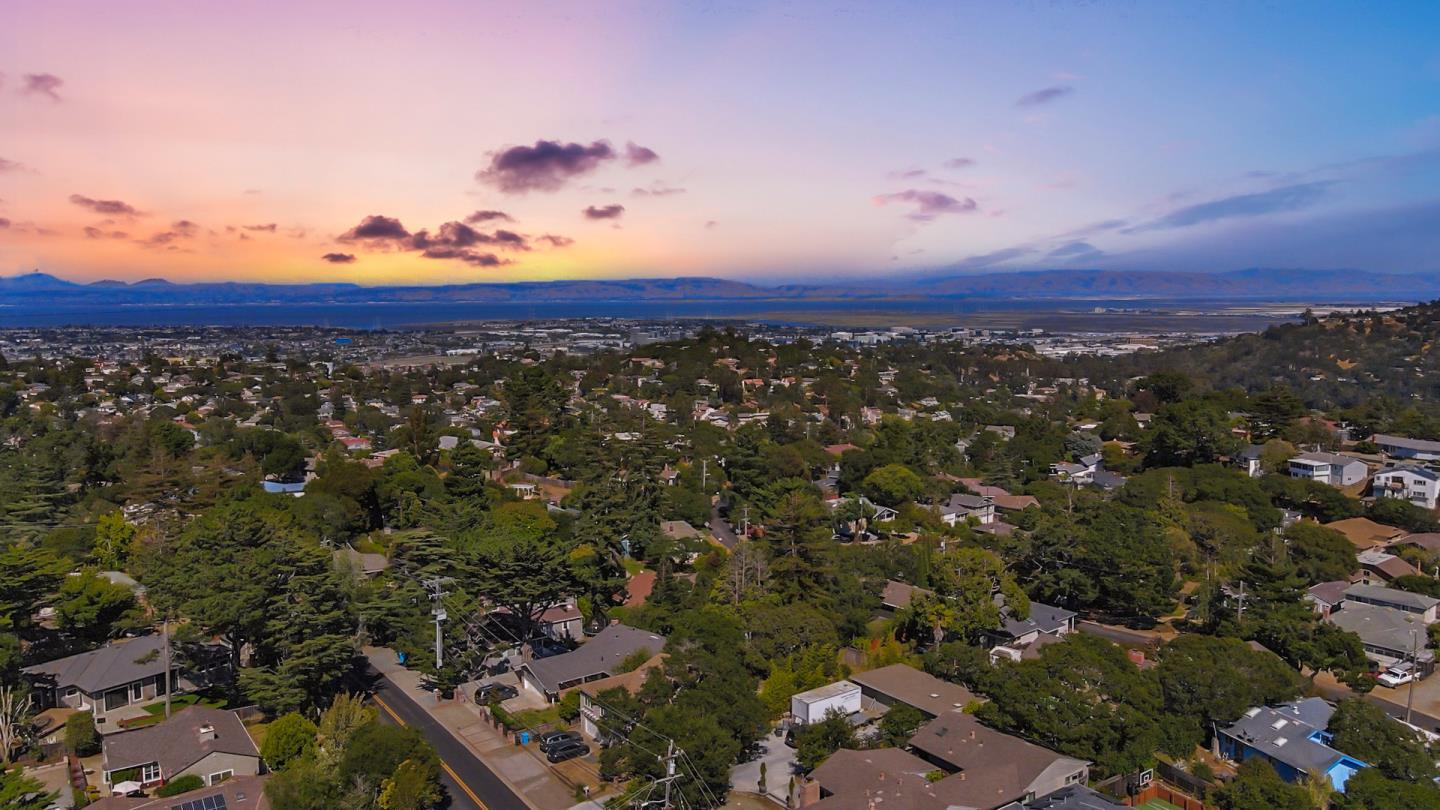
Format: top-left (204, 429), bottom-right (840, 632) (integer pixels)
top-left (172, 795), bottom-right (227, 810)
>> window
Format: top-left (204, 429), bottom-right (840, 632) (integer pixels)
top-left (132, 682), bottom-right (144, 701)
top-left (1066, 772), bottom-right (1083, 784)
top-left (207, 770), bottom-right (233, 786)
top-left (105, 688), bottom-right (129, 711)
top-left (140, 763), bottom-right (161, 783)
top-left (155, 674), bottom-right (169, 695)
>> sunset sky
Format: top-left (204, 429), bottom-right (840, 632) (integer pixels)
top-left (2, 0), bottom-right (1438, 285)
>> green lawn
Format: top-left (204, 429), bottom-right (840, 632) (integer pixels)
top-left (1137, 800), bottom-right (1183, 810)
top-left (141, 693), bottom-right (228, 715)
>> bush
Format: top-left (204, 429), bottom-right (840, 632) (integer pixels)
top-left (558, 690), bottom-right (581, 723)
top-left (261, 713), bottom-right (318, 771)
top-left (65, 712), bottom-right (100, 756)
top-left (156, 775), bottom-right (205, 797)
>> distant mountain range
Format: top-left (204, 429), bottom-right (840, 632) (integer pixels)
top-left (2, 268), bottom-right (1438, 306)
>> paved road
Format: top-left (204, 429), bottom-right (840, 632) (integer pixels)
top-left (709, 504), bottom-right (739, 549)
top-left (368, 666), bottom-right (530, 810)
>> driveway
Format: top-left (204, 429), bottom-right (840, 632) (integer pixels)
top-left (730, 731), bottom-right (798, 806)
top-left (1369, 676), bottom-right (1440, 733)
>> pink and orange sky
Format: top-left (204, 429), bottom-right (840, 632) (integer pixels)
top-left (2, 0), bottom-right (1438, 285)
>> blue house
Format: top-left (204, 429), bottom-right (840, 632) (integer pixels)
top-left (1217, 698), bottom-right (1367, 792)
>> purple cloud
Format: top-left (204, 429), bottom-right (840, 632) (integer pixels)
top-left (321, 252), bottom-right (357, 263)
top-left (84, 227), bottom-right (129, 240)
top-left (943, 157), bottom-right (976, 169)
top-left (583, 204), bottom-right (625, 220)
top-left (631, 182), bottom-right (686, 197)
top-left (888, 169), bottom-right (927, 180)
top-left (242, 223), bottom-right (277, 232)
top-left (464, 210), bottom-right (514, 224)
top-left (872, 189), bottom-right (978, 221)
top-left (0, 158), bottom-right (22, 173)
top-left (477, 140), bottom-right (617, 193)
top-left (419, 246), bottom-right (508, 266)
top-left (625, 142), bottom-right (660, 166)
top-left (22, 73), bottom-right (64, 101)
top-left (1128, 182), bottom-right (1333, 232)
top-left (1015, 85), bottom-right (1073, 107)
top-left (0, 218), bottom-right (10, 229)
top-left (69, 194), bottom-right (143, 217)
top-left (537, 234), bottom-right (574, 248)
top-left (1048, 241), bottom-right (1103, 258)
top-left (338, 214), bottom-right (411, 242)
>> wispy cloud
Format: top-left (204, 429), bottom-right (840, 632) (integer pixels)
top-left (0, 158), bottom-right (23, 173)
top-left (872, 189), bottom-right (978, 222)
top-left (631, 182), bottom-right (686, 197)
top-left (464, 210), bottom-right (514, 224)
top-left (1015, 85), bottom-right (1073, 107)
top-left (942, 157), bottom-right (976, 170)
top-left (321, 252), bottom-right (357, 263)
top-left (624, 142), bottom-right (660, 166)
top-left (70, 194), bottom-right (144, 217)
top-left (1129, 181), bottom-right (1333, 232)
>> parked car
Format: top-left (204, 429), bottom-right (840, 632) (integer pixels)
top-left (475, 682), bottom-right (519, 703)
top-left (539, 730), bottom-right (583, 752)
top-left (546, 740), bottom-right (590, 763)
top-left (1378, 664), bottom-right (1416, 688)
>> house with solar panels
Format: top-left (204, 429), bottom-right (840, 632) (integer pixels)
top-left (84, 774), bottom-right (268, 810)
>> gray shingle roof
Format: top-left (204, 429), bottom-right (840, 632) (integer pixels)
top-left (103, 706), bottom-right (259, 776)
top-left (24, 635), bottom-right (169, 694)
top-left (1343, 583), bottom-right (1440, 611)
top-left (522, 623), bottom-right (666, 694)
top-left (1329, 603), bottom-right (1434, 659)
top-left (999, 601), bottom-right (1076, 639)
top-left (1220, 698), bottom-right (1348, 774)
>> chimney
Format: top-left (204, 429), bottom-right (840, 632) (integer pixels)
top-left (198, 723), bottom-right (217, 742)
top-left (958, 772), bottom-right (966, 781)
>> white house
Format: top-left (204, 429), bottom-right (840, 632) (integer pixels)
top-left (1372, 466), bottom-right (1440, 511)
top-left (938, 493), bottom-right (996, 526)
top-left (790, 680), bottom-right (862, 725)
top-left (1288, 452), bottom-right (1368, 487)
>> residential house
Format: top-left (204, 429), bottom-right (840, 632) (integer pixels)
top-left (1305, 581), bottom-right (1350, 618)
top-left (908, 712), bottom-right (1089, 801)
top-left (1216, 699), bottom-right (1367, 792)
top-left (1322, 518), bottom-right (1408, 552)
top-left (879, 580), bottom-right (930, 614)
top-left (1373, 434), bottom-right (1440, 462)
top-left (1236, 444), bottom-right (1265, 478)
top-left (1019, 785), bottom-right (1126, 809)
top-left (101, 706), bottom-right (261, 790)
top-left (955, 478), bottom-right (1039, 513)
top-left (1327, 603), bottom-right (1434, 670)
top-left (847, 663), bottom-right (978, 718)
top-left (939, 493), bottom-right (996, 526)
top-left (658, 520), bottom-right (701, 542)
top-left (1372, 466), bottom-right (1440, 511)
top-left (22, 635), bottom-right (216, 728)
top-left (984, 601), bottom-right (1077, 661)
top-left (1342, 584), bottom-right (1440, 623)
top-left (1354, 549), bottom-right (1420, 585)
top-left (577, 653), bottom-right (666, 743)
top-left (1050, 454), bottom-right (1101, 485)
top-left (85, 774), bottom-right (269, 810)
top-left (517, 623), bottom-right (666, 701)
top-left (1288, 452), bottom-right (1367, 487)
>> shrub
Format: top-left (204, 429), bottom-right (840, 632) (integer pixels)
top-left (261, 713), bottom-right (318, 771)
top-left (65, 712), bottom-right (100, 756)
top-left (156, 775), bottom-right (204, 797)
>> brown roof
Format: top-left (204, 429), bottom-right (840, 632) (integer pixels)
top-left (1322, 518), bottom-right (1407, 550)
top-left (809, 748), bottom-right (951, 810)
top-left (907, 712), bottom-right (1085, 800)
top-left (624, 570), bottom-right (657, 607)
top-left (848, 664), bottom-right (978, 717)
top-left (103, 706), bottom-right (259, 777)
top-left (1397, 533), bottom-right (1440, 552)
top-left (880, 580), bottom-right (932, 610)
top-left (87, 775), bottom-right (269, 810)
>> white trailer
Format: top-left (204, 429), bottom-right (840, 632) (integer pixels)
top-left (790, 680), bottom-right (862, 725)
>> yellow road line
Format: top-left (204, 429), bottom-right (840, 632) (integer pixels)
top-left (372, 692), bottom-right (491, 810)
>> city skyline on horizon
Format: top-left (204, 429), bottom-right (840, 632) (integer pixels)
top-left (3, 0), bottom-right (1439, 286)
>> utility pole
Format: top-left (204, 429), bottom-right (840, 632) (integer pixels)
top-left (162, 614), bottom-right (171, 719)
top-left (1406, 628), bottom-right (1420, 725)
top-left (741, 505), bottom-right (750, 538)
top-left (701, 459), bottom-right (707, 490)
top-left (1236, 581), bottom-right (1246, 622)
top-left (659, 740), bottom-right (681, 809)
top-left (423, 578), bottom-right (452, 669)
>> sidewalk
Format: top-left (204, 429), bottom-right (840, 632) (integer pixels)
top-left (365, 647), bottom-right (579, 810)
